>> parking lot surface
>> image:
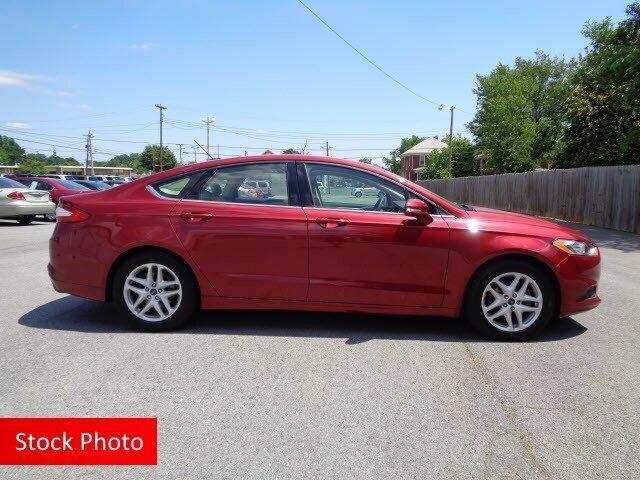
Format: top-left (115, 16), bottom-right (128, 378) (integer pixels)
top-left (0, 219), bottom-right (638, 479)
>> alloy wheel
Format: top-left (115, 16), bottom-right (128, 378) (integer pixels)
top-left (123, 263), bottom-right (182, 322)
top-left (481, 272), bottom-right (543, 332)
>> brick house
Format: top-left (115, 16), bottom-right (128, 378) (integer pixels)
top-left (400, 137), bottom-right (448, 181)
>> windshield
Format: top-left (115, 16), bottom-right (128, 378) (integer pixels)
top-left (0, 177), bottom-right (26, 189)
top-left (59, 180), bottom-right (88, 190)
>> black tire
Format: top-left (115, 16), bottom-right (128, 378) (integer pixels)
top-left (17, 215), bottom-right (35, 225)
top-left (112, 251), bottom-right (198, 331)
top-left (463, 259), bottom-right (556, 341)
top-left (354, 191), bottom-right (363, 197)
top-left (43, 213), bottom-right (56, 222)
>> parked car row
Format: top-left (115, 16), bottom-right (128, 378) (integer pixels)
top-left (0, 172), bottom-right (137, 224)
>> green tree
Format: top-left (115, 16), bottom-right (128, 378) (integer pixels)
top-left (282, 148), bottom-right (300, 155)
top-left (0, 148), bottom-right (9, 165)
top-left (47, 156), bottom-right (80, 166)
top-left (468, 52), bottom-right (575, 172)
top-left (0, 135), bottom-right (26, 165)
top-left (17, 158), bottom-right (46, 175)
top-left (25, 153), bottom-right (48, 164)
top-left (359, 158), bottom-right (372, 164)
top-left (469, 65), bottom-right (538, 173)
top-left (558, 3), bottom-right (640, 168)
top-left (422, 135), bottom-right (478, 179)
top-left (382, 135), bottom-right (425, 174)
top-left (420, 152), bottom-right (452, 180)
top-left (139, 145), bottom-right (177, 172)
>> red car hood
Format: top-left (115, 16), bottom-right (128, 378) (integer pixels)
top-left (466, 206), bottom-right (594, 243)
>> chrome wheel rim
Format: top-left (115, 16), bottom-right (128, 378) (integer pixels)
top-left (123, 263), bottom-right (182, 322)
top-left (481, 272), bottom-right (543, 332)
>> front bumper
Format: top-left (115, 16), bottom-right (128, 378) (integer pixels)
top-left (0, 201), bottom-right (55, 218)
top-left (556, 252), bottom-right (601, 317)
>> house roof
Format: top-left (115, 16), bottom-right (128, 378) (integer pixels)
top-left (400, 137), bottom-right (448, 157)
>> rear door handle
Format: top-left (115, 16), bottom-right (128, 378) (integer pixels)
top-left (179, 212), bottom-right (213, 223)
top-left (316, 217), bottom-right (349, 228)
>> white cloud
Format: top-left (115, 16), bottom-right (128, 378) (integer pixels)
top-left (256, 129), bottom-right (268, 134)
top-left (56, 90), bottom-right (73, 97)
top-left (5, 122), bottom-right (32, 130)
top-left (62, 103), bottom-right (89, 110)
top-left (0, 70), bottom-right (47, 90)
top-left (128, 43), bottom-right (160, 51)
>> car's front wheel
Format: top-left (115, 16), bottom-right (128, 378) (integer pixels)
top-left (464, 259), bottom-right (556, 340)
top-left (112, 252), bottom-right (198, 331)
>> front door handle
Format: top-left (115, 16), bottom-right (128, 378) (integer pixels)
top-left (179, 212), bottom-right (213, 223)
top-left (316, 217), bottom-right (349, 228)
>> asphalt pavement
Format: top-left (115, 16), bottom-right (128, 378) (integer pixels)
top-left (0, 219), bottom-right (638, 479)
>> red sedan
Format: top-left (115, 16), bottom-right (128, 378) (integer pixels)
top-left (16, 177), bottom-right (92, 218)
top-left (48, 156), bottom-right (601, 339)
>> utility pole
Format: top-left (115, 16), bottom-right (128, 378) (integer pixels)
top-left (192, 145), bottom-right (197, 163)
top-left (202, 116), bottom-right (214, 159)
top-left (217, 144), bottom-right (220, 160)
top-left (322, 141), bottom-right (332, 156)
top-left (448, 105), bottom-right (455, 172)
top-left (155, 104), bottom-right (166, 172)
top-left (85, 130), bottom-right (94, 175)
top-left (176, 143), bottom-right (185, 165)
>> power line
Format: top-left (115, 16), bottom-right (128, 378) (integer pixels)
top-left (298, 0), bottom-right (440, 106)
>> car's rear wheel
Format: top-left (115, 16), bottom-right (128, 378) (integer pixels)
top-left (17, 215), bottom-right (35, 225)
top-left (112, 252), bottom-right (198, 331)
top-left (354, 191), bottom-right (362, 197)
top-left (43, 213), bottom-right (56, 222)
top-left (464, 259), bottom-right (556, 340)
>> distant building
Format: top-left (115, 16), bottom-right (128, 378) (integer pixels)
top-left (400, 137), bottom-right (448, 181)
top-left (262, 150), bottom-right (275, 155)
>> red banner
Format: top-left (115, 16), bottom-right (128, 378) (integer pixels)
top-left (0, 417), bottom-right (157, 465)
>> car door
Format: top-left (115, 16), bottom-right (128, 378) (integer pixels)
top-left (168, 162), bottom-right (309, 301)
top-left (300, 162), bottom-right (450, 307)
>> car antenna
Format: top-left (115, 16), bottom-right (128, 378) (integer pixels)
top-left (193, 140), bottom-right (215, 161)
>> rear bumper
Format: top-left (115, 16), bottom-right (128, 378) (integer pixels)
top-left (48, 223), bottom-right (107, 301)
top-left (556, 253), bottom-right (602, 317)
top-left (49, 264), bottom-right (104, 301)
top-left (0, 201), bottom-right (55, 217)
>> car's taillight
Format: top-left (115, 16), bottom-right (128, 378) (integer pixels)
top-left (48, 192), bottom-right (53, 201)
top-left (7, 191), bottom-right (25, 200)
top-left (55, 201), bottom-right (89, 223)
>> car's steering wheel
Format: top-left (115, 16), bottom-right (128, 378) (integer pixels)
top-left (372, 191), bottom-right (386, 211)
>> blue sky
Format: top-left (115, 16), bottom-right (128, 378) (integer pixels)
top-left (0, 0), bottom-right (631, 165)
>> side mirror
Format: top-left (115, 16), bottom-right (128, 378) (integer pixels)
top-left (405, 198), bottom-right (433, 225)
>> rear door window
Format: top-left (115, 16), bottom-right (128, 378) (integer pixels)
top-left (188, 163), bottom-right (289, 206)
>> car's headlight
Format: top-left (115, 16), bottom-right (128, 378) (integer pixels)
top-left (552, 239), bottom-right (598, 256)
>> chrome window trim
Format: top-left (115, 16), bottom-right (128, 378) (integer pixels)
top-left (300, 161), bottom-right (455, 216)
top-left (147, 184), bottom-right (297, 209)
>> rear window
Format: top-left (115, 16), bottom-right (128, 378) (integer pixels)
top-left (59, 180), bottom-right (88, 190)
top-left (0, 177), bottom-right (25, 189)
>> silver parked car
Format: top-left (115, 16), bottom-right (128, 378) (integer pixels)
top-left (351, 186), bottom-right (380, 197)
top-left (0, 177), bottom-right (55, 224)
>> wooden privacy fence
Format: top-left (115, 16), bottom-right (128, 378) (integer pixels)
top-left (418, 165), bottom-right (640, 233)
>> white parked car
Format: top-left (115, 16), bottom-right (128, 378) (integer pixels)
top-left (0, 177), bottom-right (55, 224)
top-left (351, 186), bottom-right (380, 197)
